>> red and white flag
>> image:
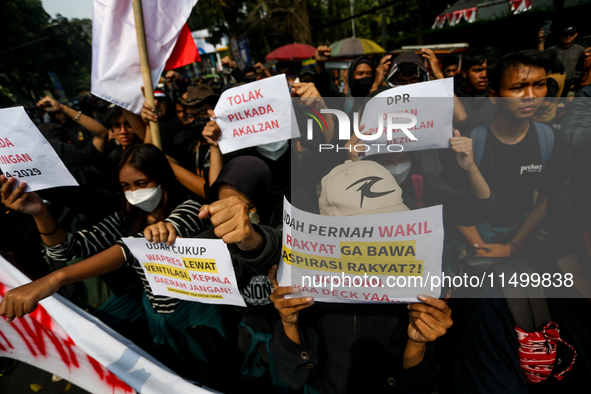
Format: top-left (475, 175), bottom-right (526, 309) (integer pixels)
top-left (91, 0), bottom-right (200, 114)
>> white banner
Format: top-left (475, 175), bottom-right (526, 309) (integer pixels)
top-left (0, 107), bottom-right (78, 192)
top-left (0, 256), bottom-right (215, 394)
top-left (278, 197), bottom-right (443, 303)
top-left (215, 74), bottom-right (297, 154)
top-left (91, 0), bottom-right (198, 114)
top-left (121, 238), bottom-right (246, 307)
top-left (359, 78), bottom-right (454, 155)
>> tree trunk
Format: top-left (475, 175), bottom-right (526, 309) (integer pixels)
top-left (292, 0), bottom-right (312, 44)
top-left (416, 0), bottom-right (426, 45)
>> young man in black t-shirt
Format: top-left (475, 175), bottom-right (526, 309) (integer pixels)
top-left (457, 50), bottom-right (570, 258)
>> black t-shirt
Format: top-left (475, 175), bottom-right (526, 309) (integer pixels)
top-left (478, 122), bottom-right (569, 227)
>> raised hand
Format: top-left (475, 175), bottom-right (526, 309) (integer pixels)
top-left (407, 295), bottom-right (452, 343)
top-left (144, 221), bottom-right (177, 246)
top-left (315, 45), bottom-right (331, 62)
top-left (36, 96), bottom-right (62, 113)
top-left (0, 274), bottom-right (62, 323)
top-left (291, 82), bottom-right (322, 105)
top-left (202, 110), bottom-right (221, 148)
top-left (0, 176), bottom-right (44, 216)
top-left (268, 265), bottom-right (314, 326)
top-left (198, 196), bottom-right (263, 251)
top-left (372, 54), bottom-right (392, 91)
top-left (450, 129), bottom-right (476, 172)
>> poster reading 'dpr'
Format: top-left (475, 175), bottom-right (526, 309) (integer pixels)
top-left (122, 237), bottom-right (246, 307)
top-left (215, 74), bottom-right (296, 154)
top-left (0, 106), bottom-right (78, 191)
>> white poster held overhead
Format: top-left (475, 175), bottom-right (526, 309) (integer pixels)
top-left (359, 78), bottom-right (454, 155)
top-left (215, 74), bottom-right (297, 154)
top-left (0, 107), bottom-right (78, 192)
top-left (278, 197), bottom-right (443, 303)
top-left (122, 238), bottom-right (246, 307)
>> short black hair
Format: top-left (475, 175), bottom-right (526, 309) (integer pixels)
top-left (104, 106), bottom-right (124, 129)
top-left (398, 62), bottom-right (419, 77)
top-left (488, 50), bottom-right (552, 92)
top-left (442, 55), bottom-right (459, 69)
top-left (463, 46), bottom-right (499, 70)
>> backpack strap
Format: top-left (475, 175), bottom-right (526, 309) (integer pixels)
top-left (469, 122), bottom-right (492, 168)
top-left (411, 174), bottom-right (425, 208)
top-left (531, 121), bottom-right (555, 170)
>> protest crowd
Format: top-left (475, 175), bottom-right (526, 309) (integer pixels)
top-left (0, 3), bottom-right (590, 394)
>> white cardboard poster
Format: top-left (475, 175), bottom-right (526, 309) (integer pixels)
top-left (278, 197), bottom-right (443, 303)
top-left (122, 238), bottom-right (246, 307)
top-left (215, 74), bottom-right (297, 153)
top-left (0, 107), bottom-right (78, 192)
top-left (359, 78), bottom-right (454, 155)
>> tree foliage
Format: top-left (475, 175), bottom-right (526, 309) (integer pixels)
top-left (0, 0), bottom-right (92, 106)
top-left (187, 0), bottom-right (450, 60)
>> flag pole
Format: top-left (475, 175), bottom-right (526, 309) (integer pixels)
top-left (131, 0), bottom-right (162, 149)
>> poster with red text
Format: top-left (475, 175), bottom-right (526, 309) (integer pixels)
top-left (214, 74), bottom-right (297, 154)
top-left (0, 255), bottom-right (215, 394)
top-left (278, 197), bottom-right (444, 303)
top-left (0, 107), bottom-right (78, 192)
top-left (122, 238), bottom-right (247, 307)
top-left (359, 78), bottom-right (454, 155)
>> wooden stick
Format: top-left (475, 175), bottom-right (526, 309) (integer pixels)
top-left (131, 0), bottom-right (162, 149)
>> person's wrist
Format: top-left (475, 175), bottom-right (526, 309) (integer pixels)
top-left (51, 269), bottom-right (68, 288)
top-left (282, 318), bottom-right (298, 328)
top-left (407, 337), bottom-right (427, 347)
top-left (32, 203), bottom-right (49, 219)
top-left (508, 241), bottom-right (520, 255)
top-left (237, 226), bottom-right (264, 252)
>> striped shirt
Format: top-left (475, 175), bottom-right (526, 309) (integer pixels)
top-left (45, 200), bottom-right (206, 314)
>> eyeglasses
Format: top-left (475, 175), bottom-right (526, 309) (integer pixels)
top-left (182, 109), bottom-right (209, 122)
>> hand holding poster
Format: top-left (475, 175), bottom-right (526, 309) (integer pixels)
top-left (122, 238), bottom-right (246, 307)
top-left (215, 74), bottom-right (297, 153)
top-left (278, 198), bottom-right (443, 303)
top-left (359, 78), bottom-right (454, 155)
top-left (0, 107), bottom-right (78, 192)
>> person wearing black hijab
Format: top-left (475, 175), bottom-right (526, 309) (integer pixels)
top-left (347, 56), bottom-right (376, 99)
top-left (210, 156), bottom-right (277, 228)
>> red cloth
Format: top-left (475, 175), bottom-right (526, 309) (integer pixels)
top-left (515, 321), bottom-right (577, 384)
top-left (164, 24), bottom-right (200, 71)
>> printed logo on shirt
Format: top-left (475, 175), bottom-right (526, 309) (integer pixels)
top-left (240, 275), bottom-right (273, 306)
top-left (520, 164), bottom-right (542, 175)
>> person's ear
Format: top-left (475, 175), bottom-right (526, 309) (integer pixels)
top-left (573, 32), bottom-right (578, 40)
top-left (462, 69), bottom-right (467, 79)
top-left (488, 89), bottom-right (498, 105)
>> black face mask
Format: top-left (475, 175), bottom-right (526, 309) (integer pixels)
top-left (242, 75), bottom-right (256, 83)
top-left (189, 116), bottom-right (208, 129)
top-left (352, 76), bottom-right (373, 98)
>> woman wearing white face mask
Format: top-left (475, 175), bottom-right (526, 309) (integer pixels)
top-left (0, 144), bottom-right (248, 389)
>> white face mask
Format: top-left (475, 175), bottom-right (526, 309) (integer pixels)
top-left (124, 185), bottom-right (163, 212)
top-left (249, 209), bottom-right (260, 225)
top-left (385, 162), bottom-right (411, 185)
top-left (256, 140), bottom-right (289, 161)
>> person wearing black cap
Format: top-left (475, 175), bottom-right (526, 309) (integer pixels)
top-left (539, 25), bottom-right (585, 96)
